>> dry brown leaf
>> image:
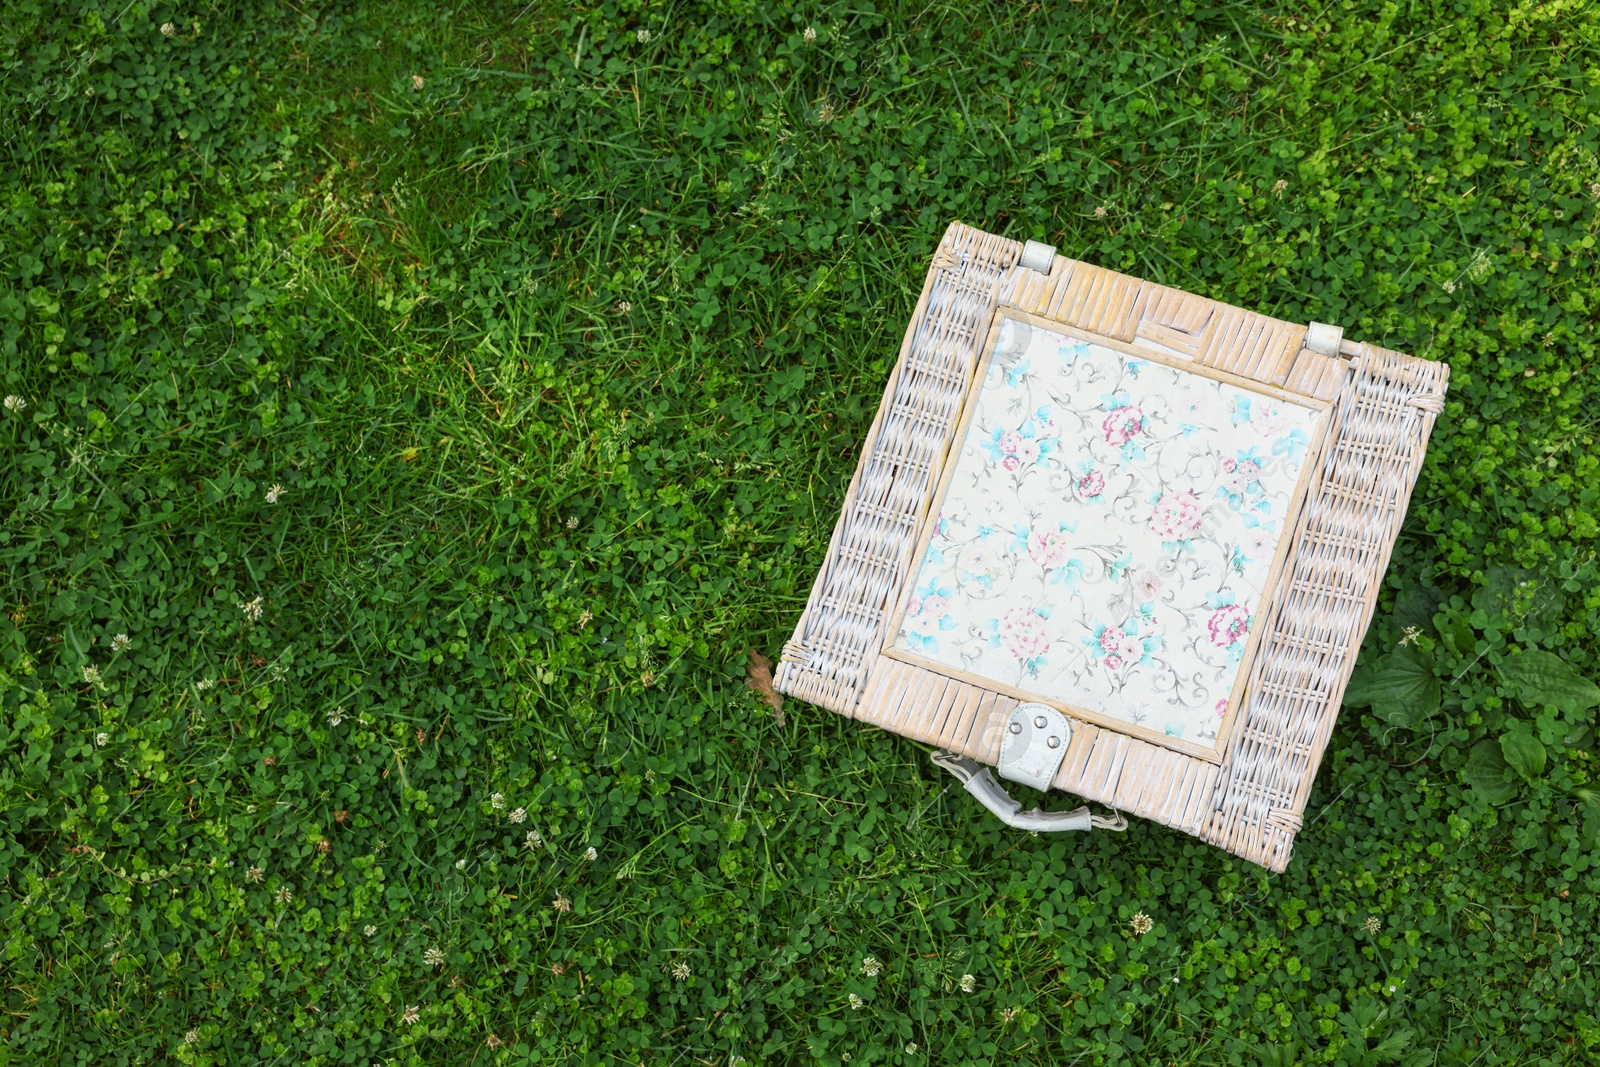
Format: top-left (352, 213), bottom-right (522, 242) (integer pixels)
top-left (745, 649), bottom-right (785, 727)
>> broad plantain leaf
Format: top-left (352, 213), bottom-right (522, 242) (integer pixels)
top-left (1432, 607), bottom-right (1476, 660)
top-left (1464, 741), bottom-right (1517, 804)
top-left (1496, 651), bottom-right (1600, 716)
top-left (1343, 645), bottom-right (1440, 727)
top-left (1500, 729), bottom-right (1547, 780)
top-left (1392, 584), bottom-right (1442, 635)
top-left (1573, 789), bottom-right (1600, 848)
top-left (1473, 567), bottom-right (1566, 634)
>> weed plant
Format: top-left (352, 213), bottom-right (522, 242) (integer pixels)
top-left (2, 1), bottom-right (1599, 1064)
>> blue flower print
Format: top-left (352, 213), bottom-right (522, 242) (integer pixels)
top-left (902, 580), bottom-right (958, 653)
top-left (1273, 428), bottom-right (1310, 467)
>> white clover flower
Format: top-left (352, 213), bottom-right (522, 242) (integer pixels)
top-left (860, 956), bottom-right (881, 977)
top-left (552, 893), bottom-right (572, 912)
top-left (803, 26), bottom-right (817, 43)
top-left (265, 484), bottom-right (283, 504)
top-left (327, 707), bottom-right (345, 726)
top-left (95, 732), bottom-right (110, 747)
top-left (508, 807), bottom-right (527, 824)
top-left (82, 664), bottom-right (104, 688)
top-left (412, 74), bottom-right (424, 89)
top-left (582, 846), bottom-right (598, 862)
top-left (617, 300), bottom-right (633, 315)
top-left (3, 395), bottom-right (25, 413)
top-left (490, 792), bottom-right (506, 810)
top-left (423, 947), bottom-right (446, 966)
top-left (196, 677), bottom-right (216, 691)
top-left (111, 633), bottom-right (131, 652)
top-left (670, 960), bottom-right (691, 981)
top-left (577, 609), bottom-right (593, 628)
top-left (276, 885), bottom-right (293, 903)
top-left (959, 974), bottom-right (976, 993)
top-left (1093, 205), bottom-right (1108, 219)
top-left (525, 830), bottom-right (543, 849)
top-left (238, 596), bottom-right (264, 623)
top-left (400, 1004), bottom-right (421, 1025)
top-left (1272, 179), bottom-right (1288, 197)
top-left (1398, 626), bottom-right (1422, 647)
top-left (848, 993), bottom-right (863, 1010)
top-left (160, 22), bottom-right (177, 36)
top-left (1364, 916), bottom-right (1382, 934)
top-left (1442, 279), bottom-right (1457, 293)
top-left (364, 925), bottom-right (377, 937)
top-left (904, 1044), bottom-right (918, 1055)
top-left (1130, 911), bottom-right (1154, 936)
top-left (183, 1029), bottom-right (199, 1045)
top-left (636, 28), bottom-right (652, 43)
top-left (454, 858), bottom-right (467, 870)
top-left (1000, 1007), bottom-right (1019, 1024)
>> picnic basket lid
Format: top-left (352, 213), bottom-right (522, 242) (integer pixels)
top-left (774, 222), bottom-right (1448, 872)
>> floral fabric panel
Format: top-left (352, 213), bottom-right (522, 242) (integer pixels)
top-left (890, 317), bottom-right (1322, 747)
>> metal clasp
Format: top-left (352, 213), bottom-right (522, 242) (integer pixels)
top-left (997, 702), bottom-right (1071, 791)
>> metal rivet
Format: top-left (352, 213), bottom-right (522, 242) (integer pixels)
top-left (1009, 722), bottom-right (1023, 734)
top-left (1047, 735), bottom-right (1061, 749)
top-left (1033, 715), bottom-right (1048, 729)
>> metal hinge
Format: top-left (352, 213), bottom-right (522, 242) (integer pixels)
top-left (1018, 240), bottom-right (1056, 274)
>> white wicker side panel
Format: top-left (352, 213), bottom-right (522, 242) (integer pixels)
top-left (1205, 345), bottom-right (1449, 871)
top-left (774, 223), bottom-right (1023, 715)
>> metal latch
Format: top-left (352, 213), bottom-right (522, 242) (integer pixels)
top-left (998, 702), bottom-right (1071, 791)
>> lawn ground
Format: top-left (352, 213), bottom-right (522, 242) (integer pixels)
top-left (3, 1), bottom-right (1600, 1064)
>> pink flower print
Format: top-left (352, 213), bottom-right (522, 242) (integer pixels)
top-left (1149, 490), bottom-right (1204, 539)
top-left (1001, 455), bottom-right (1019, 472)
top-left (1099, 628), bottom-right (1123, 654)
top-left (1225, 459), bottom-right (1262, 494)
top-left (1102, 406), bottom-right (1144, 446)
top-left (1207, 604), bottom-right (1251, 647)
top-left (907, 598), bottom-right (923, 617)
top-left (1103, 654), bottom-right (1124, 672)
top-left (1000, 608), bottom-right (1050, 662)
top-left (1135, 570), bottom-right (1163, 600)
top-left (1116, 632), bottom-right (1142, 660)
top-left (922, 595), bottom-right (949, 617)
top-left (1245, 530), bottom-right (1275, 557)
top-left (997, 429), bottom-right (1024, 455)
top-left (1028, 529), bottom-right (1071, 570)
top-left (1250, 401), bottom-right (1290, 438)
top-left (1077, 471), bottom-right (1105, 498)
top-left (1214, 697), bottom-right (1229, 718)
top-left (1017, 439), bottom-right (1040, 464)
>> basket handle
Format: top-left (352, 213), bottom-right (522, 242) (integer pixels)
top-left (931, 751), bottom-right (1127, 833)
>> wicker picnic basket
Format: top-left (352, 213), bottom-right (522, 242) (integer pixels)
top-left (774, 222), bottom-right (1448, 872)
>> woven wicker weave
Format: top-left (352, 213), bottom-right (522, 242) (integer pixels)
top-left (775, 222), bottom-right (1448, 872)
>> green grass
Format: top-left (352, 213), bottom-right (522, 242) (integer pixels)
top-left (3, 0), bottom-right (1600, 1063)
